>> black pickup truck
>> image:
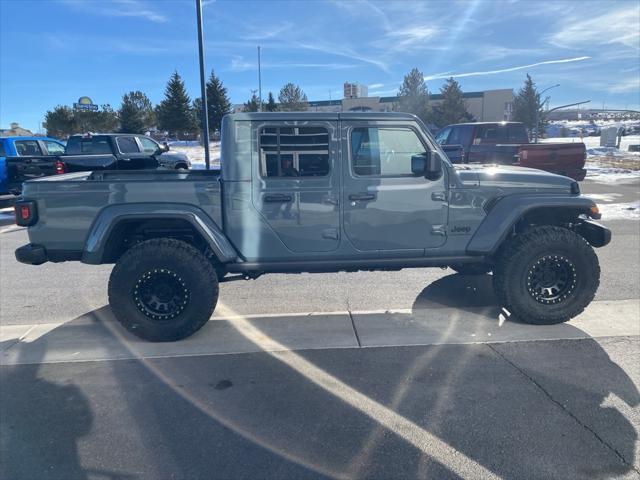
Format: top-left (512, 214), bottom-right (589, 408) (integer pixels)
top-left (61, 133), bottom-right (191, 172)
top-left (2, 133), bottom-right (191, 195)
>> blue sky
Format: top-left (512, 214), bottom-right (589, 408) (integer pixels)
top-left (1, 0), bottom-right (639, 132)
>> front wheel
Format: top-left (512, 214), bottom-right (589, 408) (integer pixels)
top-left (493, 226), bottom-right (600, 325)
top-left (108, 238), bottom-right (218, 341)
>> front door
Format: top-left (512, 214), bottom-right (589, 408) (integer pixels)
top-left (252, 122), bottom-right (341, 253)
top-left (342, 123), bottom-right (448, 255)
top-left (115, 136), bottom-right (157, 170)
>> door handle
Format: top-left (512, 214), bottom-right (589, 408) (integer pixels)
top-left (349, 193), bottom-right (376, 201)
top-left (264, 194), bottom-right (293, 203)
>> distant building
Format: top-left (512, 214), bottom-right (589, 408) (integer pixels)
top-left (232, 87), bottom-right (515, 122)
top-left (343, 82), bottom-right (368, 99)
top-left (546, 108), bottom-right (640, 121)
top-left (0, 122), bottom-right (34, 137)
top-left (307, 88), bottom-right (515, 122)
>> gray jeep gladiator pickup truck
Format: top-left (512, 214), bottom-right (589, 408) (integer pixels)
top-left (15, 112), bottom-right (611, 341)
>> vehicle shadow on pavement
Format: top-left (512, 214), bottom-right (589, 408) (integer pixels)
top-left (2, 277), bottom-right (639, 479)
top-left (0, 338), bottom-right (136, 480)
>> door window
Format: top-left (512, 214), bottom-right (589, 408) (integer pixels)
top-left (138, 137), bottom-right (159, 154)
top-left (434, 127), bottom-right (451, 145)
top-left (116, 137), bottom-right (140, 154)
top-left (351, 127), bottom-right (426, 176)
top-left (259, 126), bottom-right (330, 177)
top-left (43, 141), bottom-right (65, 155)
top-left (448, 125), bottom-right (473, 146)
top-left (14, 140), bottom-right (43, 156)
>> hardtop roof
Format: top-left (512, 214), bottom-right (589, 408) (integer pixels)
top-left (227, 111), bottom-right (419, 122)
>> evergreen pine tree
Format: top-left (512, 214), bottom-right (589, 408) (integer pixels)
top-left (397, 68), bottom-right (430, 124)
top-left (118, 91), bottom-right (155, 134)
top-left (433, 78), bottom-right (473, 128)
top-left (156, 71), bottom-right (197, 139)
top-left (204, 70), bottom-right (231, 132)
top-left (44, 105), bottom-right (77, 138)
top-left (74, 105), bottom-right (118, 133)
top-left (278, 83), bottom-right (308, 111)
top-left (513, 74), bottom-right (547, 137)
top-left (265, 92), bottom-right (278, 112)
top-left (243, 92), bottom-right (260, 112)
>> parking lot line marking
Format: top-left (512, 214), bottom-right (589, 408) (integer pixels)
top-left (217, 301), bottom-right (502, 480)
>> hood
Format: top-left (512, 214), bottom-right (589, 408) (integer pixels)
top-left (454, 164), bottom-right (576, 193)
top-left (158, 152), bottom-right (190, 163)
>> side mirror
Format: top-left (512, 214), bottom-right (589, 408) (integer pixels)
top-left (411, 151), bottom-right (443, 179)
top-left (411, 152), bottom-right (428, 176)
top-left (161, 142), bottom-right (170, 152)
top-left (425, 152), bottom-right (443, 180)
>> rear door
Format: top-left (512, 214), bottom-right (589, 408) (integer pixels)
top-left (115, 136), bottom-right (156, 170)
top-left (252, 122), bottom-right (341, 253)
top-left (341, 122), bottom-right (448, 255)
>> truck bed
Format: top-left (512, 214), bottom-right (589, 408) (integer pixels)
top-left (29, 169), bottom-right (220, 184)
top-left (22, 169), bottom-right (223, 252)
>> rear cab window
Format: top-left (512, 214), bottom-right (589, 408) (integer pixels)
top-left (473, 123), bottom-right (528, 144)
top-left (66, 136), bottom-right (112, 154)
top-left (259, 126), bottom-right (330, 177)
top-left (351, 127), bottom-right (426, 176)
top-left (0, 141), bottom-right (6, 157)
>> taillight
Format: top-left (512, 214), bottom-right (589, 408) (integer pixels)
top-left (14, 201), bottom-right (38, 226)
top-left (54, 160), bottom-right (66, 174)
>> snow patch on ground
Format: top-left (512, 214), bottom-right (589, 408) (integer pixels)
top-left (584, 193), bottom-right (624, 203)
top-left (170, 142), bottom-right (221, 169)
top-left (598, 201), bottom-right (640, 221)
top-left (543, 136), bottom-right (640, 182)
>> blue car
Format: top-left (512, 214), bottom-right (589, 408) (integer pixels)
top-left (0, 136), bottom-right (66, 195)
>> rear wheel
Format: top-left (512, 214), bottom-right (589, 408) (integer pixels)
top-left (493, 226), bottom-right (599, 325)
top-left (108, 238), bottom-right (218, 341)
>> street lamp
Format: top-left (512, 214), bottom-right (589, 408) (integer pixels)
top-left (534, 83), bottom-right (560, 143)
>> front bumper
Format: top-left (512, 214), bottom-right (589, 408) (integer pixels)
top-left (577, 219), bottom-right (611, 248)
top-left (15, 243), bottom-right (47, 265)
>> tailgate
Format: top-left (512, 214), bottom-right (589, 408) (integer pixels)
top-left (518, 143), bottom-right (586, 170)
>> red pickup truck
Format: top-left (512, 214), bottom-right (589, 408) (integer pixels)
top-left (435, 122), bottom-right (586, 181)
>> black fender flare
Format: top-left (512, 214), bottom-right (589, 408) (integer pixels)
top-left (466, 194), bottom-right (597, 255)
top-left (82, 203), bottom-right (237, 264)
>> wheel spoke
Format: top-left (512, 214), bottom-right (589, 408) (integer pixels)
top-left (526, 255), bottom-right (577, 305)
top-left (133, 268), bottom-right (190, 321)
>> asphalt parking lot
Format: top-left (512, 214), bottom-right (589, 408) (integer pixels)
top-left (1, 179), bottom-right (639, 479)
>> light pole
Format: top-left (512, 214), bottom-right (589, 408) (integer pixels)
top-left (534, 83), bottom-right (560, 143)
top-left (196, 0), bottom-right (211, 169)
top-left (257, 46), bottom-right (263, 112)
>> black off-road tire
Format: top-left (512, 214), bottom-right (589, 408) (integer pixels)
top-left (108, 238), bottom-right (218, 341)
top-left (493, 226), bottom-right (600, 325)
top-left (450, 263), bottom-right (492, 275)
